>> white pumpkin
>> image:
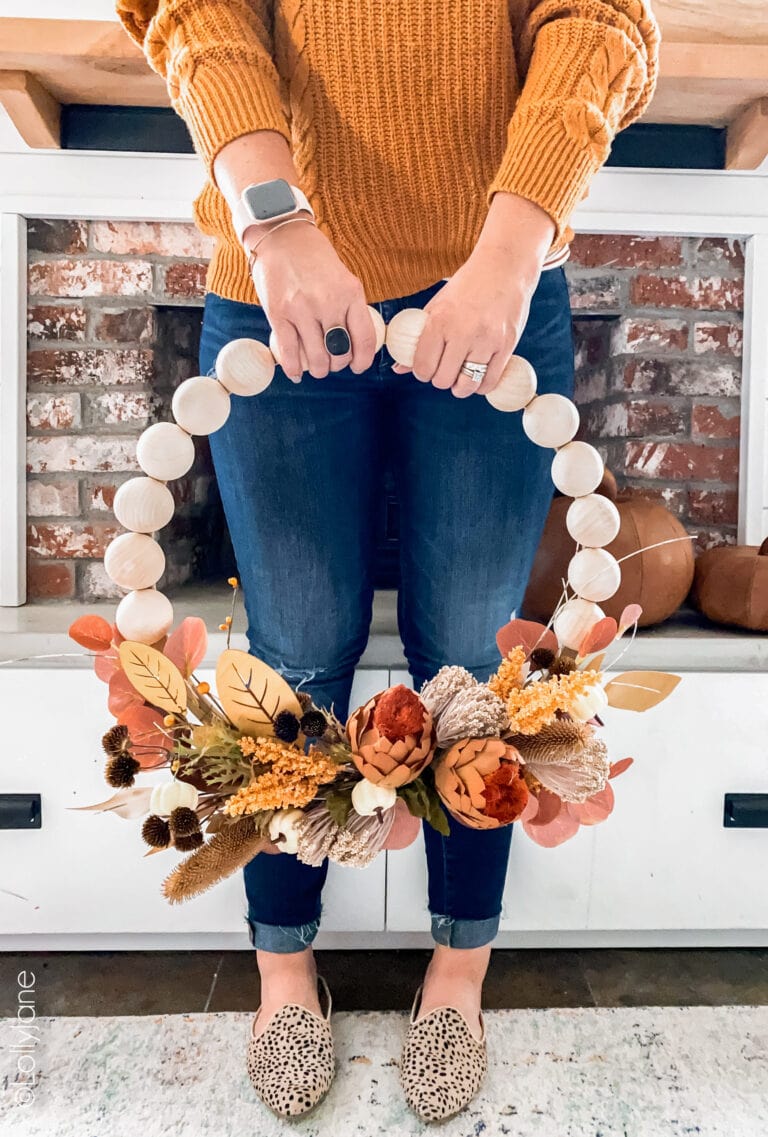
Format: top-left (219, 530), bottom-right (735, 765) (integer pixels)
top-left (351, 779), bottom-right (397, 817)
top-left (150, 779), bottom-right (199, 816)
top-left (268, 808), bottom-right (305, 855)
top-left (569, 682), bottom-right (609, 722)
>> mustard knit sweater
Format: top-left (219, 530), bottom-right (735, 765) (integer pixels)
top-left (117, 0), bottom-right (659, 305)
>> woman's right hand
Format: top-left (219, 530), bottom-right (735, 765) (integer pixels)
top-left (249, 221), bottom-right (377, 381)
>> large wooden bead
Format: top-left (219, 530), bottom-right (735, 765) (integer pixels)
top-left (553, 597), bottom-right (605, 651)
top-left (567, 547), bottom-right (622, 603)
top-left (551, 441), bottom-right (604, 497)
top-left (115, 587), bottom-right (174, 644)
top-left (136, 422), bottom-right (195, 481)
top-left (268, 330), bottom-right (310, 375)
top-left (368, 305), bottom-right (386, 352)
top-left (171, 376), bottom-right (231, 436)
top-left (113, 477), bottom-right (175, 534)
top-left (104, 531), bottom-right (166, 591)
top-left (385, 307), bottom-right (427, 368)
top-left (522, 393), bottom-right (579, 448)
top-left (566, 493), bottom-right (621, 548)
top-left (486, 355), bottom-right (537, 413)
top-left (215, 338), bottom-right (275, 396)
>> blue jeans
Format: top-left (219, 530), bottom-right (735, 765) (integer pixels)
top-left (198, 268), bottom-right (574, 952)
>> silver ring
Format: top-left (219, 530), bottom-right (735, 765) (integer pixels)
top-left (460, 360), bottom-right (488, 385)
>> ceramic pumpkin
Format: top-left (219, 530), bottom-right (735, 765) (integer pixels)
top-left (523, 470), bottom-right (695, 627)
top-left (691, 537), bottom-right (768, 631)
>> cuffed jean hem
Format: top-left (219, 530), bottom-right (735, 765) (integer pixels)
top-left (245, 914), bottom-right (320, 953)
top-left (430, 912), bottom-right (500, 949)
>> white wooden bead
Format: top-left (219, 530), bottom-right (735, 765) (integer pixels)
top-left (567, 547), bottom-right (622, 603)
top-left (385, 307), bottom-right (427, 368)
top-left (368, 305), bottom-right (386, 352)
top-left (215, 338), bottom-right (275, 396)
top-left (551, 441), bottom-right (604, 497)
top-left (553, 597), bottom-right (605, 651)
top-left (115, 588), bottom-right (174, 644)
top-left (171, 375), bottom-right (231, 435)
top-left (485, 355), bottom-right (538, 412)
top-left (104, 532), bottom-right (166, 591)
top-left (522, 393), bottom-right (579, 448)
top-left (136, 422), bottom-right (195, 481)
top-left (113, 477), bottom-right (175, 534)
top-left (566, 493), bottom-right (621, 548)
top-left (268, 330), bottom-right (310, 374)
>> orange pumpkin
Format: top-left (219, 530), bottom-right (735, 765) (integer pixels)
top-left (691, 537), bottom-right (768, 631)
top-left (523, 470), bottom-right (695, 627)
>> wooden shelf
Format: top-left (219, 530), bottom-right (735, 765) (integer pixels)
top-left (1, 8), bottom-right (767, 163)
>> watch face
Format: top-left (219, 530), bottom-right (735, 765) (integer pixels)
top-left (244, 179), bottom-right (297, 222)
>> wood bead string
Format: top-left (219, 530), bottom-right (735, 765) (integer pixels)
top-left (106, 305), bottom-right (620, 648)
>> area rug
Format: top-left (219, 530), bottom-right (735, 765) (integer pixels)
top-left (1, 1006), bottom-right (766, 1136)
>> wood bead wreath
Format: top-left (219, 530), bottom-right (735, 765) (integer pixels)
top-left (106, 305), bottom-right (621, 650)
top-left (57, 303), bottom-right (684, 900)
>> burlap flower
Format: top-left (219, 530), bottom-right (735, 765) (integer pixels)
top-left (346, 684), bottom-right (436, 788)
top-left (434, 737), bottom-right (529, 829)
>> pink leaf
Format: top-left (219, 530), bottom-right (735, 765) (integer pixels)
top-left (523, 809), bottom-right (580, 847)
top-left (497, 619), bottom-right (558, 660)
top-left (117, 705), bottom-right (169, 767)
top-left (519, 791), bottom-right (540, 823)
top-left (108, 670), bottom-right (143, 717)
top-left (525, 788), bottom-right (563, 827)
top-left (68, 614), bottom-right (113, 652)
top-left (577, 616), bottom-right (618, 658)
top-left (383, 798), bottom-right (421, 850)
top-left (609, 756), bottom-right (634, 779)
top-left (94, 648), bottom-right (121, 684)
top-left (618, 604), bottom-right (643, 637)
top-left (567, 782), bottom-right (615, 825)
top-left (163, 617), bottom-right (208, 678)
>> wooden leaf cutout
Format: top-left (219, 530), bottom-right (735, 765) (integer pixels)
top-left (583, 652), bottom-right (606, 672)
top-left (69, 614), bottom-right (113, 652)
top-left (604, 671), bottom-right (681, 712)
top-left (118, 641), bottom-right (187, 715)
top-left (497, 618), bottom-right (558, 660)
top-left (215, 648), bottom-right (302, 736)
top-left (68, 787), bottom-right (153, 819)
top-left (164, 617), bottom-right (208, 678)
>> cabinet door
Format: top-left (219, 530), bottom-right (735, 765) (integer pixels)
top-left (588, 672), bottom-right (768, 930)
top-left (0, 667), bottom-right (388, 940)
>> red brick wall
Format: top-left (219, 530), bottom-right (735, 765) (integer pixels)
top-left (25, 222), bottom-right (743, 602)
top-left (567, 234), bottom-right (743, 553)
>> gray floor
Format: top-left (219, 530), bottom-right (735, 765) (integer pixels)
top-left (2, 949), bottom-right (767, 1017)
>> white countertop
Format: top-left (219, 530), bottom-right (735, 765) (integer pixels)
top-left (1, 585), bottom-right (766, 673)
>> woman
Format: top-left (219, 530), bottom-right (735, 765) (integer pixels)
top-left (118, 0), bottom-right (658, 1122)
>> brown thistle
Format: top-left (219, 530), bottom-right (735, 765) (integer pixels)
top-left (162, 816), bottom-right (269, 904)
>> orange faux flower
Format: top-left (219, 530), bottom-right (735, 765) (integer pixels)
top-left (482, 763), bottom-right (530, 824)
top-left (346, 685), bottom-right (436, 787)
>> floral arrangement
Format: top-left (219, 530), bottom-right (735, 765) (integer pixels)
top-left (67, 578), bottom-right (680, 905)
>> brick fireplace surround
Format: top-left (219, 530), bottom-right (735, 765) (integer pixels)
top-left (24, 220), bottom-right (745, 603)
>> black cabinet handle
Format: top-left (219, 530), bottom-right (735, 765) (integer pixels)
top-left (723, 794), bottom-right (768, 829)
top-left (0, 794), bottom-right (41, 829)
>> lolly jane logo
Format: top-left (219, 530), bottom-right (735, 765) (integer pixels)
top-left (5, 970), bottom-right (40, 1106)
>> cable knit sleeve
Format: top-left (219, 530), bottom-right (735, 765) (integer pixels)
top-left (115, 0), bottom-right (291, 178)
top-left (487, 0), bottom-right (660, 247)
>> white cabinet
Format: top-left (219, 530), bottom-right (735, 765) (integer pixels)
top-left (2, 665), bottom-right (767, 948)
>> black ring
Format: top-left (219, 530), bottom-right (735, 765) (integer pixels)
top-left (324, 326), bottom-right (351, 356)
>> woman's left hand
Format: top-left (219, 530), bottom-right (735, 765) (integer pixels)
top-left (392, 193), bottom-right (556, 398)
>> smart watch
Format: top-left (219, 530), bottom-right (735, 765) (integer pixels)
top-left (232, 178), bottom-right (314, 246)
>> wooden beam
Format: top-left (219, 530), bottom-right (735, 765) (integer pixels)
top-left (0, 70), bottom-right (60, 149)
top-left (726, 98), bottom-right (768, 169)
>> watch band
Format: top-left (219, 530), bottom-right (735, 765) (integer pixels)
top-left (231, 184), bottom-right (314, 247)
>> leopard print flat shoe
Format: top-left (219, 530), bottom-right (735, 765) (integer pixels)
top-left (246, 974), bottom-right (335, 1118)
top-left (399, 984), bottom-right (487, 1122)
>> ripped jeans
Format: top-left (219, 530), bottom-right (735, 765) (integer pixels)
top-left (198, 267), bottom-right (575, 952)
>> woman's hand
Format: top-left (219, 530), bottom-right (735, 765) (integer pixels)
top-left (250, 220), bottom-right (377, 381)
top-left (394, 193), bottom-right (556, 398)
